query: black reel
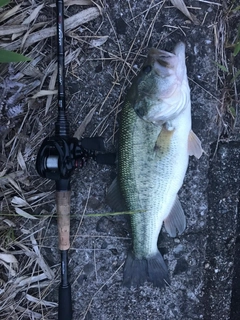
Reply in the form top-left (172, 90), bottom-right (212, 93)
top-left (36, 136), bottom-right (115, 181)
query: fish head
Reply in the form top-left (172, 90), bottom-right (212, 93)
top-left (130, 42), bottom-right (189, 125)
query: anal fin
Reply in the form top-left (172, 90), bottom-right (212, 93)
top-left (164, 196), bottom-right (186, 237)
top-left (188, 130), bottom-right (203, 159)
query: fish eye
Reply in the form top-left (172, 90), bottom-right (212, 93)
top-left (142, 65), bottom-right (152, 74)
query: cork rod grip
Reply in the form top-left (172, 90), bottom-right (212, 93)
top-left (56, 191), bottom-right (71, 251)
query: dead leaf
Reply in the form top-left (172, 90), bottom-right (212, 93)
top-left (11, 196), bottom-right (29, 207)
top-left (0, 4), bottom-right (22, 23)
top-left (19, 22), bottom-right (46, 48)
top-left (15, 207), bottom-right (37, 220)
top-left (30, 234), bottom-right (54, 279)
top-left (89, 36), bottom-right (108, 48)
top-left (2, 219), bottom-right (16, 227)
top-left (0, 25), bottom-right (28, 36)
top-left (31, 90), bottom-right (58, 99)
top-left (15, 273), bottom-right (47, 287)
top-left (0, 171), bottom-right (27, 189)
top-left (12, 32), bottom-right (24, 41)
top-left (6, 176), bottom-right (22, 192)
top-left (170, 0), bottom-right (200, 24)
top-left (0, 253), bottom-right (18, 265)
top-left (0, 253), bottom-right (18, 277)
top-left (17, 150), bottom-right (27, 171)
top-left (45, 66), bottom-right (57, 115)
top-left (27, 192), bottom-right (53, 202)
top-left (65, 48), bottom-right (81, 65)
top-left (26, 294), bottom-right (58, 307)
top-left (74, 106), bottom-right (97, 139)
top-left (65, 7), bottom-right (100, 31)
top-left (22, 4), bottom-right (44, 25)
top-left (0, 169), bottom-right (7, 178)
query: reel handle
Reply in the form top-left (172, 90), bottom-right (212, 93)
top-left (56, 190), bottom-right (72, 320)
top-left (56, 191), bottom-right (71, 250)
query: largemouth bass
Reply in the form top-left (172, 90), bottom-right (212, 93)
top-left (108, 42), bottom-right (202, 287)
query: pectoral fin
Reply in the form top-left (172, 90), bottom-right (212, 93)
top-left (188, 130), bottom-right (203, 159)
top-left (106, 177), bottom-right (126, 212)
top-left (164, 196), bottom-right (186, 237)
top-left (154, 126), bottom-right (174, 155)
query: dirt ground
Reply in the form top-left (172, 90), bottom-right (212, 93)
top-left (1, 1), bottom-right (240, 319)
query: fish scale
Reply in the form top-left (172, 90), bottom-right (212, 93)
top-left (119, 100), bottom-right (188, 258)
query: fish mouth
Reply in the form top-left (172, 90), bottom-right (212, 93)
top-left (147, 48), bottom-right (176, 77)
top-left (147, 43), bottom-right (186, 78)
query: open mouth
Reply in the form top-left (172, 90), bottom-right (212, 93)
top-left (146, 48), bottom-right (177, 76)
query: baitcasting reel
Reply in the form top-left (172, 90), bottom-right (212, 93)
top-left (36, 135), bottom-right (115, 183)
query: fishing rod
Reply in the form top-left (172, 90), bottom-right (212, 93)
top-left (36, 1), bottom-right (115, 319)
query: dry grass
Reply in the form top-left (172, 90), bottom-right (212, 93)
top-left (0, 1), bottom-right (103, 318)
top-left (0, 0), bottom-right (234, 319)
top-left (213, 2), bottom-right (240, 140)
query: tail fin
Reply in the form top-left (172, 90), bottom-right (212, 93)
top-left (123, 251), bottom-right (170, 288)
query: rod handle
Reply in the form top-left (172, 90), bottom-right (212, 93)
top-left (58, 284), bottom-right (72, 320)
top-left (56, 191), bottom-right (71, 250)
